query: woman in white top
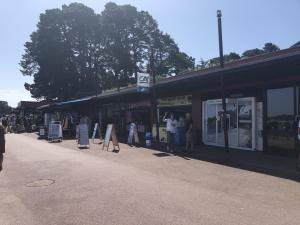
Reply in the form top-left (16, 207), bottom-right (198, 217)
top-left (163, 112), bottom-right (177, 153)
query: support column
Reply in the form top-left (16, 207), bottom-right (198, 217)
top-left (192, 92), bottom-right (202, 145)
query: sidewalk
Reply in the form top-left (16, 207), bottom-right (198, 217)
top-left (22, 132), bottom-right (300, 182)
top-left (150, 142), bottom-right (300, 182)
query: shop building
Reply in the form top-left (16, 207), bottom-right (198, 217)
top-left (38, 46), bottom-right (300, 156)
top-left (153, 46), bottom-right (300, 155)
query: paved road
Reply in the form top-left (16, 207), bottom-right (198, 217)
top-left (1, 134), bottom-right (300, 225)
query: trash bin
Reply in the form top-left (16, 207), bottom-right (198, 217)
top-left (145, 132), bottom-right (152, 147)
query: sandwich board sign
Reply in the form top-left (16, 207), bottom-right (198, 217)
top-left (102, 124), bottom-right (120, 151)
top-left (92, 123), bottom-right (102, 143)
top-left (48, 121), bottom-right (62, 142)
top-left (127, 122), bottom-right (139, 144)
top-left (78, 123), bottom-right (89, 147)
top-left (137, 73), bottom-right (150, 93)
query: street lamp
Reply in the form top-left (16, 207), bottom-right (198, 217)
top-left (217, 10), bottom-right (229, 153)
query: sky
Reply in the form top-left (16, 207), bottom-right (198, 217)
top-left (0, 0), bottom-right (300, 107)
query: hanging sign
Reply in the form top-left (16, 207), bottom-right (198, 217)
top-left (103, 124), bottom-right (120, 151)
top-left (137, 73), bottom-right (150, 93)
top-left (157, 95), bottom-right (192, 107)
top-left (78, 123), bottom-right (89, 147)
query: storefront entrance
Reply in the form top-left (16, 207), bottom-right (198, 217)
top-left (203, 97), bottom-right (255, 150)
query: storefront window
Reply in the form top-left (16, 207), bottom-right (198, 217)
top-left (238, 100), bottom-right (252, 148)
top-left (203, 97), bottom-right (255, 150)
top-left (206, 104), bottom-right (216, 143)
top-left (267, 87), bottom-right (295, 150)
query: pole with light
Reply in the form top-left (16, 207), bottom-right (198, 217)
top-left (217, 10), bottom-right (229, 153)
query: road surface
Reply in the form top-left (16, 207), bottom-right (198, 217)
top-left (0, 134), bottom-right (300, 225)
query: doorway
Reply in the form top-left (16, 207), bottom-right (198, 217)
top-left (203, 97), bottom-right (255, 150)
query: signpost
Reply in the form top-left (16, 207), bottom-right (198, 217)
top-left (48, 121), bottom-right (62, 142)
top-left (102, 124), bottom-right (120, 151)
top-left (137, 73), bottom-right (150, 93)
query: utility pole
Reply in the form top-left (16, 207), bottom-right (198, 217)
top-left (217, 10), bottom-right (229, 153)
top-left (149, 50), bottom-right (160, 142)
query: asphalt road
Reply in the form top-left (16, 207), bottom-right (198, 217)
top-left (0, 134), bottom-right (300, 225)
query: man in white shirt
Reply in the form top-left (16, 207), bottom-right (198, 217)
top-left (163, 112), bottom-right (177, 153)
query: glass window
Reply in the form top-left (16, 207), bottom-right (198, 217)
top-left (206, 104), bottom-right (216, 143)
top-left (267, 87), bottom-right (295, 150)
top-left (238, 100), bottom-right (252, 148)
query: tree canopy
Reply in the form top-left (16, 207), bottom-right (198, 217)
top-left (196, 42), bottom-right (280, 69)
top-left (0, 101), bottom-right (11, 116)
top-left (20, 2), bottom-right (195, 100)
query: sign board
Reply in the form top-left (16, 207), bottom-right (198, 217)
top-left (137, 73), bottom-right (150, 93)
top-left (48, 121), bottom-right (62, 142)
top-left (92, 123), bottom-right (100, 143)
top-left (157, 95), bottom-right (192, 107)
top-left (127, 123), bottom-right (139, 144)
top-left (39, 127), bottom-right (45, 136)
top-left (103, 124), bottom-right (120, 151)
top-left (78, 123), bottom-right (89, 147)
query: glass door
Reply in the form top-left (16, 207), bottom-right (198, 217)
top-left (216, 103), bottom-right (238, 147)
top-left (204, 98), bottom-right (255, 150)
top-left (237, 99), bottom-right (253, 149)
top-left (205, 103), bottom-right (217, 144)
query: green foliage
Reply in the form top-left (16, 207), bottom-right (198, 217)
top-left (205, 52), bottom-right (241, 67)
top-left (0, 101), bottom-right (11, 116)
top-left (20, 2), bottom-right (195, 100)
top-left (263, 42), bottom-right (280, 53)
top-left (242, 48), bottom-right (264, 58)
top-left (242, 42), bottom-right (280, 58)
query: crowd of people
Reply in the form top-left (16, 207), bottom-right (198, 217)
top-left (163, 112), bottom-right (194, 153)
top-left (0, 114), bottom-right (41, 134)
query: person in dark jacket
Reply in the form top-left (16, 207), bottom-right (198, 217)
top-left (0, 123), bottom-right (5, 172)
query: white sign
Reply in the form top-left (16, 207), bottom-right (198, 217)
top-left (92, 123), bottom-right (98, 142)
top-left (48, 121), bottom-right (62, 141)
top-left (137, 73), bottom-right (150, 92)
top-left (104, 124), bottom-right (113, 146)
top-left (127, 123), bottom-right (139, 144)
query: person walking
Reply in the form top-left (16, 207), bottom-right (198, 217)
top-left (0, 122), bottom-right (5, 172)
top-left (185, 113), bottom-right (194, 152)
top-left (163, 112), bottom-right (177, 153)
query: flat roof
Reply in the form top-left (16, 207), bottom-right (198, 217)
top-left (38, 46), bottom-right (300, 109)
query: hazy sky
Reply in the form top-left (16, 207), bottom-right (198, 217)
top-left (1, 0), bottom-right (300, 107)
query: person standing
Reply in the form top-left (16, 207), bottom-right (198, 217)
top-left (163, 112), bottom-right (177, 153)
top-left (0, 122), bottom-right (5, 172)
top-left (185, 113), bottom-right (194, 152)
